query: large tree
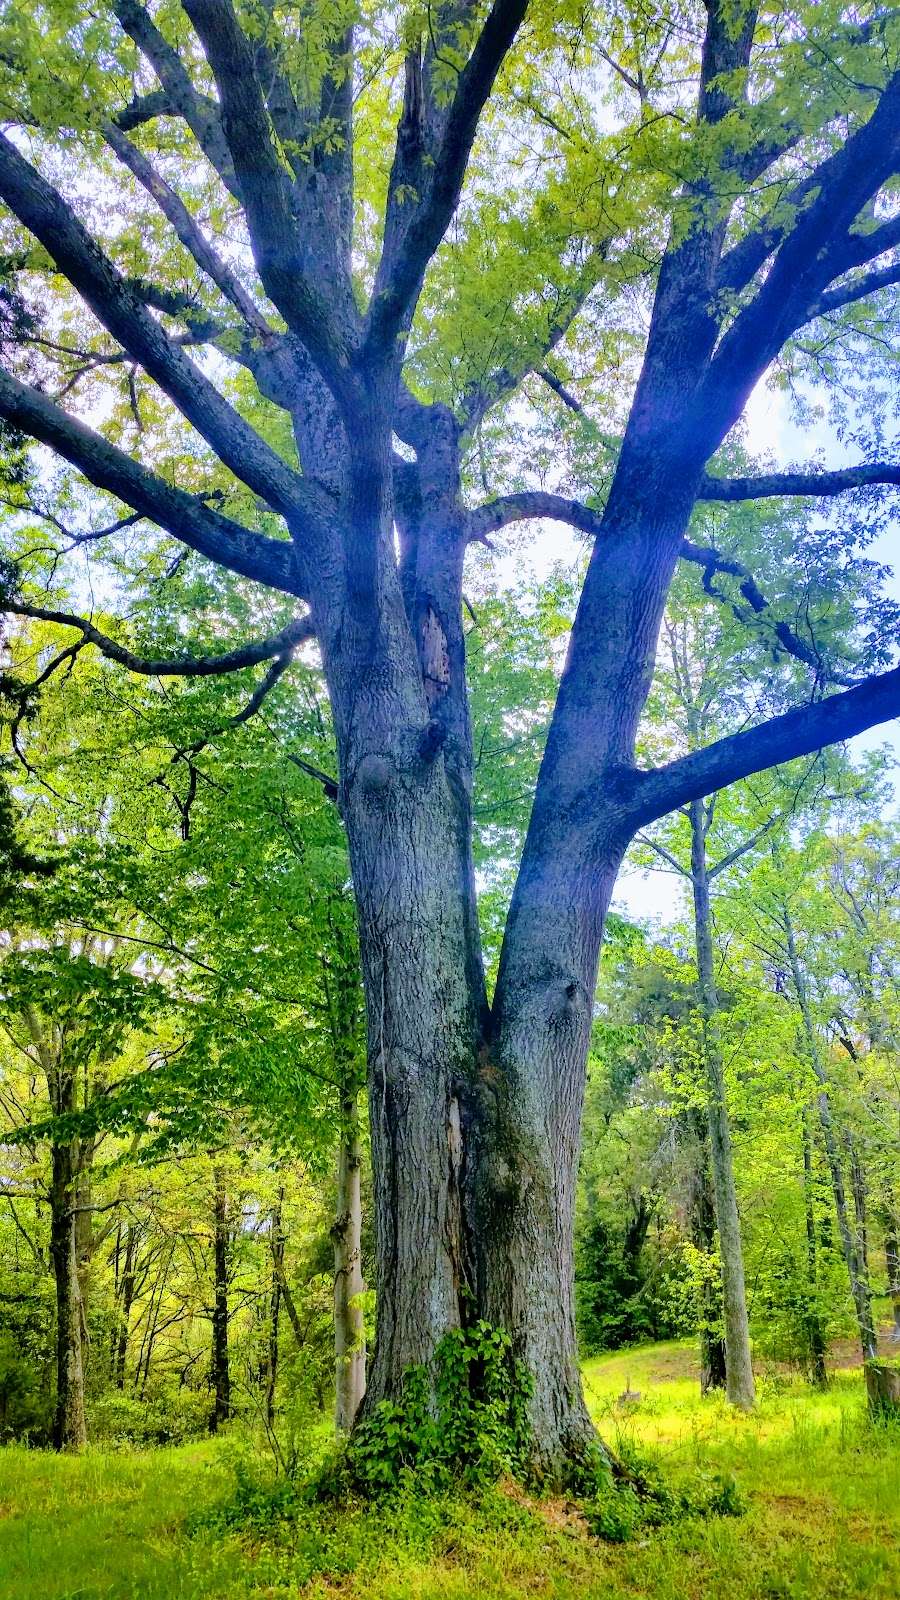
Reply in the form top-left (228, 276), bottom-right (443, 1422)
top-left (1, 1), bottom-right (900, 1473)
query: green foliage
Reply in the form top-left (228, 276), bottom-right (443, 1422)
top-left (341, 1322), bottom-right (535, 1493)
top-left (87, 1389), bottom-right (210, 1449)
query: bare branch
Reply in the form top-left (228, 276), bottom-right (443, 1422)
top-left (0, 364), bottom-right (300, 594)
top-left (680, 538), bottom-right (856, 686)
top-left (113, 0), bottom-right (240, 196)
top-left (103, 123), bottom-right (271, 335)
top-left (181, 0), bottom-right (357, 398)
top-left (4, 602), bottom-right (314, 677)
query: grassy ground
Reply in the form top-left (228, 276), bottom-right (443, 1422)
top-left (0, 1341), bottom-right (897, 1600)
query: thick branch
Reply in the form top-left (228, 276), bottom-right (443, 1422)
top-left (805, 261), bottom-right (900, 322)
top-left (702, 72), bottom-right (900, 427)
top-left (0, 365), bottom-right (300, 594)
top-left (466, 490), bottom-right (603, 543)
top-left (4, 602), bottom-right (313, 677)
top-left (627, 668), bottom-right (900, 829)
top-left (0, 132), bottom-right (307, 518)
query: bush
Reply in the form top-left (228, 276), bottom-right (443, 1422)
top-left (88, 1388), bottom-right (210, 1447)
top-left (339, 1322), bottom-right (534, 1494)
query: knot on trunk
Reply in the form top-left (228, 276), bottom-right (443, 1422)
top-left (355, 752), bottom-right (395, 798)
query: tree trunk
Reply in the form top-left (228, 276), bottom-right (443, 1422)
top-left (844, 1130), bottom-right (870, 1276)
top-left (687, 1110), bottom-right (727, 1393)
top-left (784, 913), bottom-right (878, 1369)
top-left (886, 1214), bottom-right (900, 1342)
top-left (114, 1222), bottom-right (138, 1389)
top-left (333, 1089), bottom-right (366, 1432)
top-left (689, 799), bottom-right (755, 1409)
top-left (210, 1173), bottom-right (231, 1431)
top-left (265, 1195), bottom-right (283, 1427)
top-left (49, 1137), bottom-right (87, 1451)
top-left (321, 551), bottom-right (488, 1413)
top-left (801, 1106), bottom-right (828, 1385)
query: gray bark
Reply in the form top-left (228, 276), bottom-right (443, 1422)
top-left (688, 798), bottom-right (755, 1409)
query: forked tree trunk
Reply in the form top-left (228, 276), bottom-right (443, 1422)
top-left (333, 1089), bottom-right (366, 1431)
top-left (801, 1107), bottom-right (828, 1385)
top-left (210, 1173), bottom-right (231, 1431)
top-left (689, 800), bottom-right (755, 1409)
top-left (784, 913), bottom-right (878, 1369)
top-left (49, 1138), bottom-right (87, 1451)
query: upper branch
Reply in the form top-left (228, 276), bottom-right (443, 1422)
top-left (698, 463), bottom-right (900, 500)
top-left (702, 70), bottom-right (900, 421)
top-left (181, 0), bottom-right (357, 399)
top-left (0, 365), bottom-right (301, 594)
top-left (626, 666), bottom-right (900, 828)
top-left (0, 133), bottom-right (307, 518)
top-left (4, 603), bottom-right (314, 678)
top-left (103, 123), bottom-right (271, 335)
top-left (680, 539), bottom-right (856, 687)
top-left (113, 0), bottom-right (240, 197)
top-left (364, 0), bottom-right (528, 365)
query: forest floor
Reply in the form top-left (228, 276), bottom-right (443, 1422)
top-left (1, 1338), bottom-right (898, 1600)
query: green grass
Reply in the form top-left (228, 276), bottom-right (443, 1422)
top-left (1, 1341), bottom-right (897, 1600)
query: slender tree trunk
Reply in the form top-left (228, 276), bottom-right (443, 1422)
top-left (885, 1214), bottom-right (900, 1342)
top-left (784, 913), bottom-right (878, 1367)
top-left (689, 799), bottom-right (755, 1408)
top-left (210, 1173), bottom-right (231, 1431)
top-left (844, 1131), bottom-right (869, 1275)
top-left (265, 1195), bottom-right (283, 1427)
top-left (333, 1088), bottom-right (366, 1432)
top-left (801, 1106), bottom-right (828, 1385)
top-left (115, 1223), bottom-right (138, 1389)
top-left (687, 1110), bottom-right (727, 1393)
top-left (49, 1137), bottom-right (87, 1450)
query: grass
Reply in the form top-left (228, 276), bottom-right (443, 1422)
top-left (0, 1340), bottom-right (897, 1600)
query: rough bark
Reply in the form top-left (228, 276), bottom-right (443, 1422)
top-left (784, 914), bottom-right (878, 1368)
top-left (333, 1089), bottom-right (366, 1432)
top-left (210, 1173), bottom-right (231, 1431)
top-left (689, 799), bottom-right (755, 1409)
top-left (4, 0), bottom-right (900, 1484)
